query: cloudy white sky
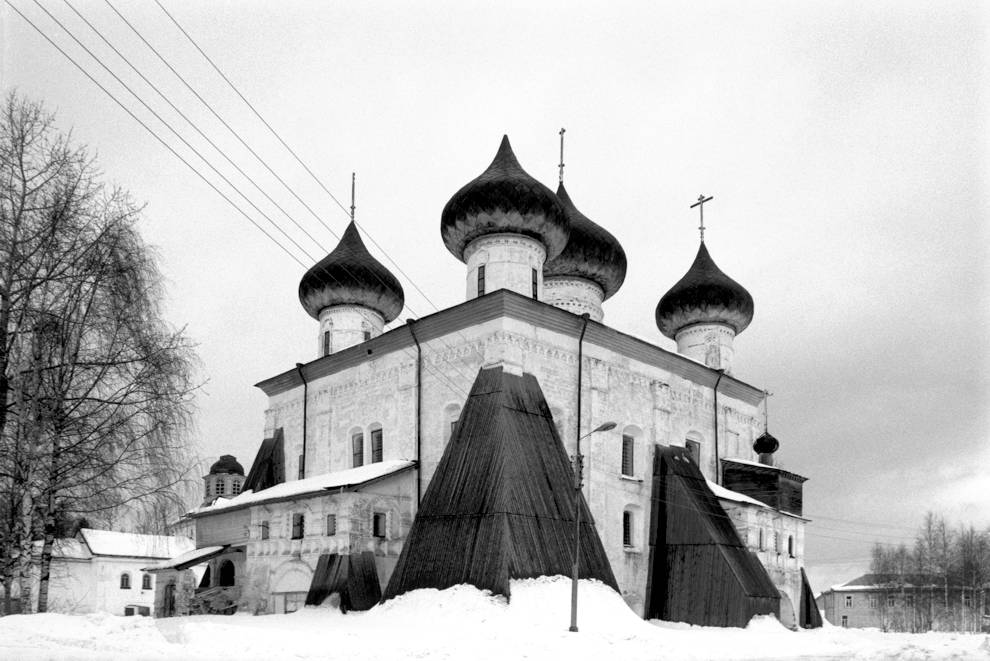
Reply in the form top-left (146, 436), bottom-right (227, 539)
top-left (3, 0), bottom-right (987, 590)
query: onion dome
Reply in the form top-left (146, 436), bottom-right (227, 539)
top-left (655, 242), bottom-right (754, 339)
top-left (544, 183), bottom-right (627, 300)
top-left (298, 221), bottom-right (404, 322)
top-left (441, 135), bottom-right (569, 262)
top-left (209, 455), bottom-right (244, 476)
top-left (753, 431), bottom-right (780, 455)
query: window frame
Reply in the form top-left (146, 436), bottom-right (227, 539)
top-left (845, 595), bottom-right (853, 608)
top-left (323, 330), bottom-right (330, 356)
top-left (621, 434), bottom-right (635, 477)
top-left (370, 426), bottom-right (383, 463)
top-left (622, 510), bottom-right (633, 548)
top-left (531, 267), bottom-right (538, 299)
top-left (291, 513), bottom-right (305, 540)
top-left (685, 439), bottom-right (701, 465)
top-left (477, 264), bottom-right (486, 296)
top-left (120, 572), bottom-right (131, 590)
top-left (326, 513), bottom-right (337, 536)
top-left (372, 512), bottom-right (387, 539)
top-left (141, 573), bottom-right (152, 590)
top-left (352, 431), bottom-right (364, 468)
top-left (260, 520), bottom-right (270, 540)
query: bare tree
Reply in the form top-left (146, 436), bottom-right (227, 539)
top-left (0, 93), bottom-right (198, 614)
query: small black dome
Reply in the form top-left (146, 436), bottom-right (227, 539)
top-left (544, 183), bottom-right (627, 300)
top-left (299, 221), bottom-right (405, 322)
top-left (655, 242), bottom-right (754, 339)
top-left (210, 455), bottom-right (244, 476)
top-left (441, 135), bottom-right (569, 261)
top-left (753, 432), bottom-right (780, 455)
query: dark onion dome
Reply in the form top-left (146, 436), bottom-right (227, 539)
top-left (298, 221), bottom-right (405, 322)
top-left (543, 183), bottom-right (627, 300)
top-left (209, 455), bottom-right (244, 476)
top-left (655, 242), bottom-right (754, 339)
top-left (441, 135), bottom-right (569, 262)
top-left (753, 431), bottom-right (780, 455)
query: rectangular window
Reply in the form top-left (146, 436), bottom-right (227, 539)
top-left (260, 520), bottom-right (270, 540)
top-left (845, 595), bottom-right (852, 608)
top-left (371, 428), bottom-right (383, 463)
top-left (326, 514), bottom-right (337, 536)
top-left (372, 512), bottom-right (387, 539)
top-left (905, 595), bottom-right (913, 606)
top-left (124, 607), bottom-right (135, 616)
top-left (621, 435), bottom-right (634, 476)
top-left (352, 432), bottom-right (364, 467)
top-left (323, 330), bottom-right (330, 356)
top-left (477, 265), bottom-right (486, 296)
top-left (291, 513), bottom-right (305, 540)
top-left (887, 595), bottom-right (895, 607)
top-left (232, 480), bottom-right (241, 495)
top-left (685, 440), bottom-right (701, 465)
top-left (217, 481), bottom-right (225, 495)
top-left (298, 453), bottom-right (305, 480)
top-left (450, 419), bottom-right (458, 438)
top-left (841, 615), bottom-right (848, 628)
top-left (531, 268), bottom-right (538, 299)
top-left (363, 329), bottom-right (371, 341)
top-left (622, 511), bottom-right (633, 547)
top-left (870, 595), bottom-right (878, 609)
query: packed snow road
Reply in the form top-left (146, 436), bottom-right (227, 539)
top-left (1, 577), bottom-right (987, 660)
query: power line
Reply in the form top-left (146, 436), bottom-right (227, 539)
top-left (152, 0), bottom-right (446, 317)
top-left (10, 1), bottom-right (470, 404)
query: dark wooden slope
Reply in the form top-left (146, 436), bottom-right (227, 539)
top-left (306, 552), bottom-right (381, 611)
top-left (383, 365), bottom-right (618, 601)
top-left (645, 445), bottom-right (780, 627)
top-left (799, 567), bottom-right (823, 629)
top-left (242, 428), bottom-right (285, 493)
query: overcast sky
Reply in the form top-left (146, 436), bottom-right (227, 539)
top-left (4, 0), bottom-right (987, 591)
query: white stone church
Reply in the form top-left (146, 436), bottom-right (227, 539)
top-left (151, 136), bottom-right (820, 628)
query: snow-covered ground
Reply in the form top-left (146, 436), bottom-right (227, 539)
top-left (2, 577), bottom-right (987, 660)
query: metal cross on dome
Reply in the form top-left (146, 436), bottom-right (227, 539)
top-left (558, 128), bottom-right (566, 183)
top-left (690, 194), bottom-right (714, 242)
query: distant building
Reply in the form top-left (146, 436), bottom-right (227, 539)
top-left (16, 529), bottom-right (193, 616)
top-left (817, 573), bottom-right (990, 632)
top-left (166, 136), bottom-right (820, 627)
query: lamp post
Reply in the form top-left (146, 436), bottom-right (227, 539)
top-left (570, 420), bottom-right (616, 632)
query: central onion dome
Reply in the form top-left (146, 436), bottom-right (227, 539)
top-left (655, 242), bottom-right (754, 339)
top-left (544, 183), bottom-right (627, 300)
top-left (298, 221), bottom-right (404, 322)
top-left (209, 455), bottom-right (244, 476)
top-left (441, 135), bottom-right (569, 261)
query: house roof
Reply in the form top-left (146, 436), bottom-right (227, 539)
top-left (827, 573), bottom-right (945, 592)
top-left (721, 457), bottom-right (808, 483)
top-left (77, 529), bottom-right (195, 559)
top-left (256, 289), bottom-right (766, 407)
top-left (187, 460), bottom-right (416, 518)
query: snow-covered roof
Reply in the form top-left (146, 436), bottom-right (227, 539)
top-left (188, 459), bottom-right (416, 516)
top-left (143, 545), bottom-right (226, 571)
top-left (705, 480), bottom-right (770, 509)
top-left (77, 529), bottom-right (196, 559)
top-left (44, 538), bottom-right (91, 560)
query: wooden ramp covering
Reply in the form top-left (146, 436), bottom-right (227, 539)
top-left (305, 552), bottom-right (382, 611)
top-left (645, 445), bottom-right (780, 627)
top-left (243, 428), bottom-right (285, 493)
top-left (799, 567), bottom-right (823, 628)
top-left (383, 365), bottom-right (618, 601)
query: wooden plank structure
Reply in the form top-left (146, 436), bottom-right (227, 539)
top-left (645, 445), bottom-right (780, 626)
top-left (383, 365), bottom-right (618, 601)
top-left (721, 458), bottom-right (806, 516)
top-left (242, 428), bottom-right (285, 493)
top-left (305, 551), bottom-right (382, 611)
top-left (799, 567), bottom-right (823, 628)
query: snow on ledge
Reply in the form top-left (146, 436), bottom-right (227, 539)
top-left (78, 528), bottom-right (195, 559)
top-left (706, 480), bottom-right (770, 509)
top-left (143, 545), bottom-right (225, 571)
top-left (188, 459), bottom-right (415, 516)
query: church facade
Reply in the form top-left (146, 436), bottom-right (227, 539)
top-left (175, 136), bottom-right (818, 627)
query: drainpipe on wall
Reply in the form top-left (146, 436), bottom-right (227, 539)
top-left (570, 313), bottom-right (591, 632)
top-left (713, 369), bottom-right (725, 485)
top-left (295, 363), bottom-right (308, 480)
top-left (406, 319), bottom-right (423, 505)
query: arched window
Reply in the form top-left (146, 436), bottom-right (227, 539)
top-left (231, 479), bottom-right (242, 496)
top-left (219, 560), bottom-right (235, 587)
top-left (120, 572), bottom-right (131, 589)
top-left (443, 403), bottom-right (461, 442)
top-left (621, 425), bottom-right (642, 477)
top-left (758, 528), bottom-right (765, 551)
top-left (622, 509), bottom-right (635, 548)
top-left (351, 428), bottom-right (364, 467)
top-left (141, 573), bottom-right (152, 590)
top-left (370, 423), bottom-right (383, 463)
top-left (477, 264), bottom-right (486, 296)
top-left (787, 535), bottom-right (795, 558)
top-left (323, 330), bottom-right (331, 357)
top-left (685, 432), bottom-right (702, 466)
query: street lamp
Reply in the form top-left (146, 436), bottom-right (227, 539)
top-left (570, 420), bottom-right (617, 632)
